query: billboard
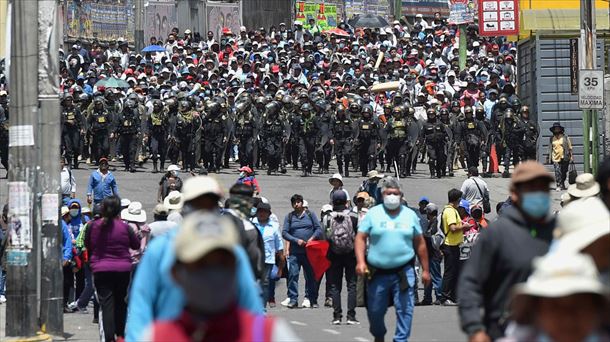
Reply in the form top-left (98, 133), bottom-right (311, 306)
top-left (478, 0), bottom-right (519, 36)
top-left (448, 0), bottom-right (476, 25)
top-left (345, 0), bottom-right (391, 20)
top-left (144, 1), bottom-right (177, 41)
top-left (295, 2), bottom-right (339, 29)
top-left (65, 0), bottom-right (135, 42)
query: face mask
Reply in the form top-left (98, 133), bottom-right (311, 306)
top-left (171, 170), bottom-right (179, 177)
top-left (521, 191), bottom-right (550, 219)
top-left (177, 266), bottom-right (236, 315)
top-left (70, 209), bottom-right (79, 217)
top-left (250, 207), bottom-right (257, 217)
top-left (239, 172), bottom-right (246, 178)
top-left (383, 194), bottom-right (401, 210)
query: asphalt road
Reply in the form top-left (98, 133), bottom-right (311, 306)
top-left (0, 159), bottom-right (565, 341)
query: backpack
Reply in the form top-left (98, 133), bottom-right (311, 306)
top-left (325, 210), bottom-right (355, 254)
top-left (431, 208), bottom-right (447, 250)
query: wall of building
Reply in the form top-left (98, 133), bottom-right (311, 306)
top-left (242, 0), bottom-right (292, 31)
top-left (0, 0), bottom-right (7, 59)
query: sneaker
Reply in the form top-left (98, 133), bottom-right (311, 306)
top-left (324, 297), bottom-right (333, 307)
top-left (346, 318), bottom-right (360, 325)
top-left (286, 302), bottom-right (298, 309)
top-left (0, 295), bottom-right (6, 304)
top-left (442, 299), bottom-right (459, 306)
top-left (301, 298), bottom-right (311, 308)
top-left (67, 301), bottom-right (78, 311)
top-left (331, 319), bottom-right (341, 325)
top-left (280, 298), bottom-right (291, 307)
top-left (92, 317), bottom-right (99, 324)
top-left (268, 300), bottom-right (276, 308)
top-left (415, 300), bottom-right (432, 306)
top-left (433, 299), bottom-right (442, 305)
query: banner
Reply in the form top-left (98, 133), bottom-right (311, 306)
top-left (144, 1), bottom-right (177, 41)
top-left (478, 0), bottom-right (519, 36)
top-left (448, 0), bottom-right (476, 25)
top-left (295, 2), bottom-right (338, 29)
top-left (205, 1), bottom-right (242, 40)
top-left (65, 0), bottom-right (135, 42)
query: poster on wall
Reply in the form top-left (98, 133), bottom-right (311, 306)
top-left (448, 0), bottom-right (476, 25)
top-left (65, 0), bottom-right (135, 42)
top-left (206, 1), bottom-right (242, 39)
top-left (295, 2), bottom-right (338, 29)
top-left (344, 0), bottom-right (391, 21)
top-left (144, 1), bottom-right (177, 41)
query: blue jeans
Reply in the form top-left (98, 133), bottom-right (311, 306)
top-left (367, 264), bottom-right (416, 341)
top-left (0, 268), bottom-right (6, 296)
top-left (287, 253), bottom-right (318, 304)
top-left (423, 258), bottom-right (442, 302)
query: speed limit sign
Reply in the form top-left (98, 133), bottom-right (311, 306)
top-left (578, 69), bottom-right (604, 109)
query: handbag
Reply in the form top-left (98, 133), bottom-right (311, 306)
top-left (568, 161), bottom-right (578, 185)
top-left (472, 178), bottom-right (491, 214)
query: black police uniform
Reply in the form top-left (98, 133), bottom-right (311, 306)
top-left (147, 107), bottom-right (169, 173)
top-left (330, 113), bottom-right (355, 177)
top-left (354, 115), bottom-right (379, 177)
top-left (61, 102), bottom-right (84, 169)
top-left (201, 105), bottom-right (227, 173)
top-left (87, 103), bottom-right (112, 163)
top-left (461, 118), bottom-right (486, 169)
top-left (422, 119), bottom-right (447, 178)
top-left (117, 105), bottom-right (141, 172)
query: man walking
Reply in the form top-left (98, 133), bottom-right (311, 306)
top-left (355, 177), bottom-right (430, 341)
top-left (324, 191), bottom-right (359, 325)
top-left (60, 157), bottom-right (77, 205)
top-left (282, 194), bottom-right (323, 308)
top-left (440, 188), bottom-right (464, 306)
top-left (460, 167), bottom-right (490, 209)
top-left (86, 158), bottom-right (119, 206)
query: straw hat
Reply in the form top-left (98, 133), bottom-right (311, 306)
top-left (567, 173), bottom-right (600, 199)
top-left (163, 191), bottom-right (184, 210)
top-left (554, 196), bottom-right (610, 253)
top-left (121, 201), bottom-right (147, 223)
top-left (329, 173), bottom-right (343, 186)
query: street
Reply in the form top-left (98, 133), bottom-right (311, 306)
top-left (0, 161), bottom-right (565, 341)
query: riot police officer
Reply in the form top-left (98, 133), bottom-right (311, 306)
top-left (405, 106), bottom-right (421, 176)
top-left (201, 101), bottom-right (227, 173)
top-left (439, 108), bottom-right (455, 176)
top-left (520, 105), bottom-right (539, 161)
top-left (174, 100), bottom-right (200, 172)
top-left (422, 108), bottom-right (447, 178)
top-left (461, 106), bottom-right (486, 169)
top-left (475, 106), bottom-right (492, 176)
top-left (298, 103), bottom-right (317, 177)
top-left (260, 101), bottom-right (288, 175)
top-left (386, 106), bottom-right (409, 177)
top-left (314, 99), bottom-right (332, 174)
top-left (61, 94), bottom-right (84, 169)
top-left (117, 99), bottom-right (141, 172)
top-left (354, 105), bottom-right (379, 177)
top-left (87, 97), bottom-right (112, 164)
top-left (330, 104), bottom-right (355, 177)
top-left (146, 100), bottom-right (169, 173)
top-left (502, 108), bottom-right (525, 177)
top-left (234, 100), bottom-right (258, 168)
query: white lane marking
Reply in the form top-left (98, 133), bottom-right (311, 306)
top-left (289, 320), bottom-right (308, 326)
top-left (354, 338), bottom-right (369, 342)
top-left (323, 329), bottom-right (341, 335)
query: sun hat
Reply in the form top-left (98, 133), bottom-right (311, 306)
top-left (321, 204), bottom-right (333, 213)
top-left (81, 206), bottom-right (92, 215)
top-left (367, 170), bottom-right (384, 180)
top-left (153, 203), bottom-right (169, 216)
top-left (167, 164), bottom-right (180, 172)
top-left (174, 212), bottom-right (238, 263)
top-left (163, 191), bottom-right (184, 210)
top-left (329, 173), bottom-right (343, 186)
top-left (553, 196), bottom-right (610, 253)
top-left (511, 161), bottom-right (554, 186)
top-left (512, 252), bottom-right (608, 305)
top-left (181, 176), bottom-right (223, 202)
top-left (61, 206), bottom-right (70, 217)
top-left (559, 192), bottom-right (573, 207)
top-left (120, 198), bottom-right (131, 208)
top-left (549, 122), bottom-right (564, 133)
top-left (425, 203), bottom-right (439, 214)
top-left (121, 201), bottom-right (147, 223)
top-left (567, 173), bottom-right (600, 198)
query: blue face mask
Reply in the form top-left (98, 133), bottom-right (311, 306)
top-left (250, 207), bottom-right (257, 217)
top-left (521, 191), bottom-right (550, 219)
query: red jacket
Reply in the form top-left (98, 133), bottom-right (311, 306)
top-left (147, 307), bottom-right (274, 342)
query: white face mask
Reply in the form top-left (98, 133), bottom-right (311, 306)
top-left (383, 194), bottom-right (401, 210)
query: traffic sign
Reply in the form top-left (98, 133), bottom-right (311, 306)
top-left (478, 0), bottom-right (519, 36)
top-left (578, 69), bottom-right (604, 109)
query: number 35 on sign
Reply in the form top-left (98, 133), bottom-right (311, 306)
top-left (578, 69), bottom-right (604, 110)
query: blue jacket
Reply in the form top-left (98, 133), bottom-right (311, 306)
top-left (66, 199), bottom-right (89, 239)
top-left (125, 228), bottom-right (264, 342)
top-left (282, 210), bottom-right (323, 254)
top-left (61, 221), bottom-right (73, 262)
top-left (87, 170), bottom-right (119, 202)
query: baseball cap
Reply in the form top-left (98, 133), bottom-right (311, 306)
top-left (174, 213), bottom-right (238, 263)
top-left (356, 192), bottom-right (370, 200)
top-left (511, 161), bottom-right (555, 186)
top-left (182, 176), bottom-right (223, 202)
top-left (419, 196), bottom-right (430, 204)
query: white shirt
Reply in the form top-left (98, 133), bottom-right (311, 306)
top-left (60, 167), bottom-right (76, 196)
top-left (460, 176), bottom-right (489, 208)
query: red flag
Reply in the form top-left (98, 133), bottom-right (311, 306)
top-left (305, 240), bottom-right (330, 281)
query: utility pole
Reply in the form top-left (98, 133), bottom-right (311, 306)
top-left (6, 0), bottom-right (62, 337)
top-left (393, 0), bottom-right (401, 22)
top-left (135, 0), bottom-right (145, 52)
top-left (580, 0), bottom-right (597, 174)
top-left (6, 0), bottom-right (41, 335)
top-left (458, 24), bottom-right (467, 70)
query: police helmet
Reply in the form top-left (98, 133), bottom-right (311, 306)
top-left (300, 102), bottom-right (314, 114)
top-left (179, 100), bottom-right (191, 111)
top-left (265, 101), bottom-right (281, 117)
top-left (208, 101), bottom-right (221, 116)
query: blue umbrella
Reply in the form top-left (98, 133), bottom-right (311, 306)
top-left (142, 45), bottom-right (165, 53)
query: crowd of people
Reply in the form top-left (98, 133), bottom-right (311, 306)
top-left (45, 12), bottom-right (544, 181)
top-left (0, 13), bottom-right (607, 342)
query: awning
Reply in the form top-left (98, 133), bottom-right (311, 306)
top-left (521, 9), bottom-right (610, 31)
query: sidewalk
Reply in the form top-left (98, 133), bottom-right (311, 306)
top-left (0, 304), bottom-right (99, 341)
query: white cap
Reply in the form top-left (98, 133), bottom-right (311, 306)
top-left (167, 164), bottom-right (180, 172)
top-left (174, 213), bottom-right (238, 263)
top-left (472, 41), bottom-right (480, 47)
top-left (416, 14), bottom-right (423, 18)
top-left (329, 173), bottom-right (343, 186)
top-left (240, 26), bottom-right (247, 32)
top-left (294, 20), bottom-right (303, 26)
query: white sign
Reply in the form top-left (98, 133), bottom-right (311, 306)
top-left (8, 125), bottom-right (34, 147)
top-left (578, 69), bottom-right (604, 109)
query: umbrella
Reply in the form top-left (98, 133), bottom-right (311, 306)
top-left (94, 77), bottom-right (130, 89)
top-left (323, 27), bottom-right (350, 37)
top-left (348, 14), bottom-right (389, 28)
top-left (305, 240), bottom-right (330, 282)
top-left (142, 45), bottom-right (166, 53)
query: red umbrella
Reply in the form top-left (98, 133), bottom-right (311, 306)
top-left (323, 27), bottom-right (350, 37)
top-left (305, 240), bottom-right (330, 281)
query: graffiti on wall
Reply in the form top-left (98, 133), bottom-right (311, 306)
top-left (65, 0), bottom-right (134, 42)
top-left (206, 2), bottom-right (242, 39)
top-left (144, 1), bottom-right (177, 40)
